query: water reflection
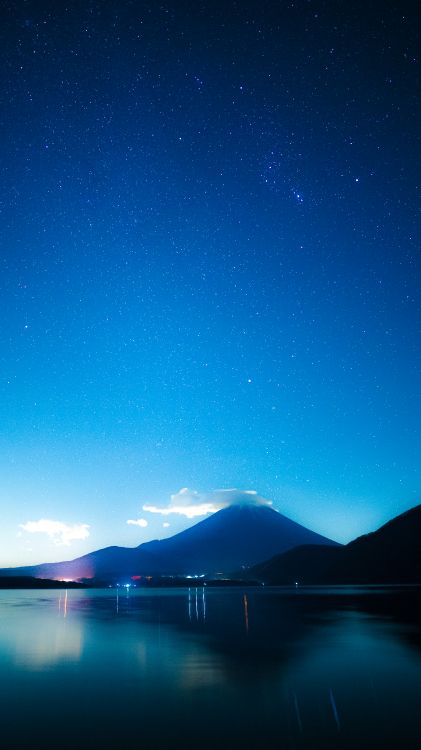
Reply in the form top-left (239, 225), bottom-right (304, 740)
top-left (58, 589), bottom-right (68, 618)
top-left (243, 593), bottom-right (249, 633)
top-left (0, 590), bottom-right (83, 668)
top-left (0, 586), bottom-right (419, 749)
top-left (188, 586), bottom-right (207, 623)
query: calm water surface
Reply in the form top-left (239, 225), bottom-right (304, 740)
top-left (0, 586), bottom-right (420, 749)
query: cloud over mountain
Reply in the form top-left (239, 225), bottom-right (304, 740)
top-left (142, 487), bottom-right (272, 519)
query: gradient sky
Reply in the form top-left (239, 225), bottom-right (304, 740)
top-left (1, 0), bottom-right (420, 567)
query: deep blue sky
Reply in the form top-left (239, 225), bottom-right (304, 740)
top-left (1, 0), bottom-right (420, 565)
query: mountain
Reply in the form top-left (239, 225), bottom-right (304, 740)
top-left (0, 504), bottom-right (339, 581)
top-left (250, 504), bottom-right (421, 584)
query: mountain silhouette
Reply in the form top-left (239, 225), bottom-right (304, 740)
top-left (251, 503), bottom-right (421, 584)
top-left (0, 504), bottom-right (338, 581)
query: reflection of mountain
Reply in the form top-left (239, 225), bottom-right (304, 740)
top-left (61, 586), bottom-right (421, 676)
top-left (114, 586), bottom-right (421, 682)
top-left (0, 504), bottom-right (338, 581)
top-left (251, 504), bottom-right (421, 584)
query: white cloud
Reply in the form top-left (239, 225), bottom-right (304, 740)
top-left (127, 518), bottom-right (148, 528)
top-left (143, 502), bottom-right (217, 519)
top-left (171, 487), bottom-right (200, 505)
top-left (19, 519), bottom-right (90, 546)
top-left (142, 488), bottom-right (272, 519)
top-left (163, 522), bottom-right (170, 528)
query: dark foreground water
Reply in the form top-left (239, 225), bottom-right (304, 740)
top-left (0, 587), bottom-right (420, 750)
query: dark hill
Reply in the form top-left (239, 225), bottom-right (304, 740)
top-left (251, 504), bottom-right (421, 584)
top-left (0, 576), bottom-right (86, 589)
top-left (0, 504), bottom-right (338, 581)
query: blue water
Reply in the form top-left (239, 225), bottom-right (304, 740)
top-left (0, 586), bottom-right (420, 749)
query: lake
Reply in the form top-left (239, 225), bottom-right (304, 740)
top-left (0, 586), bottom-right (420, 749)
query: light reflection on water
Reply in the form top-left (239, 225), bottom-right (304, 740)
top-left (0, 589), bottom-right (83, 669)
top-left (0, 586), bottom-right (420, 749)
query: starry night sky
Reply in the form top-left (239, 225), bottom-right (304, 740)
top-left (1, 0), bottom-right (420, 566)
